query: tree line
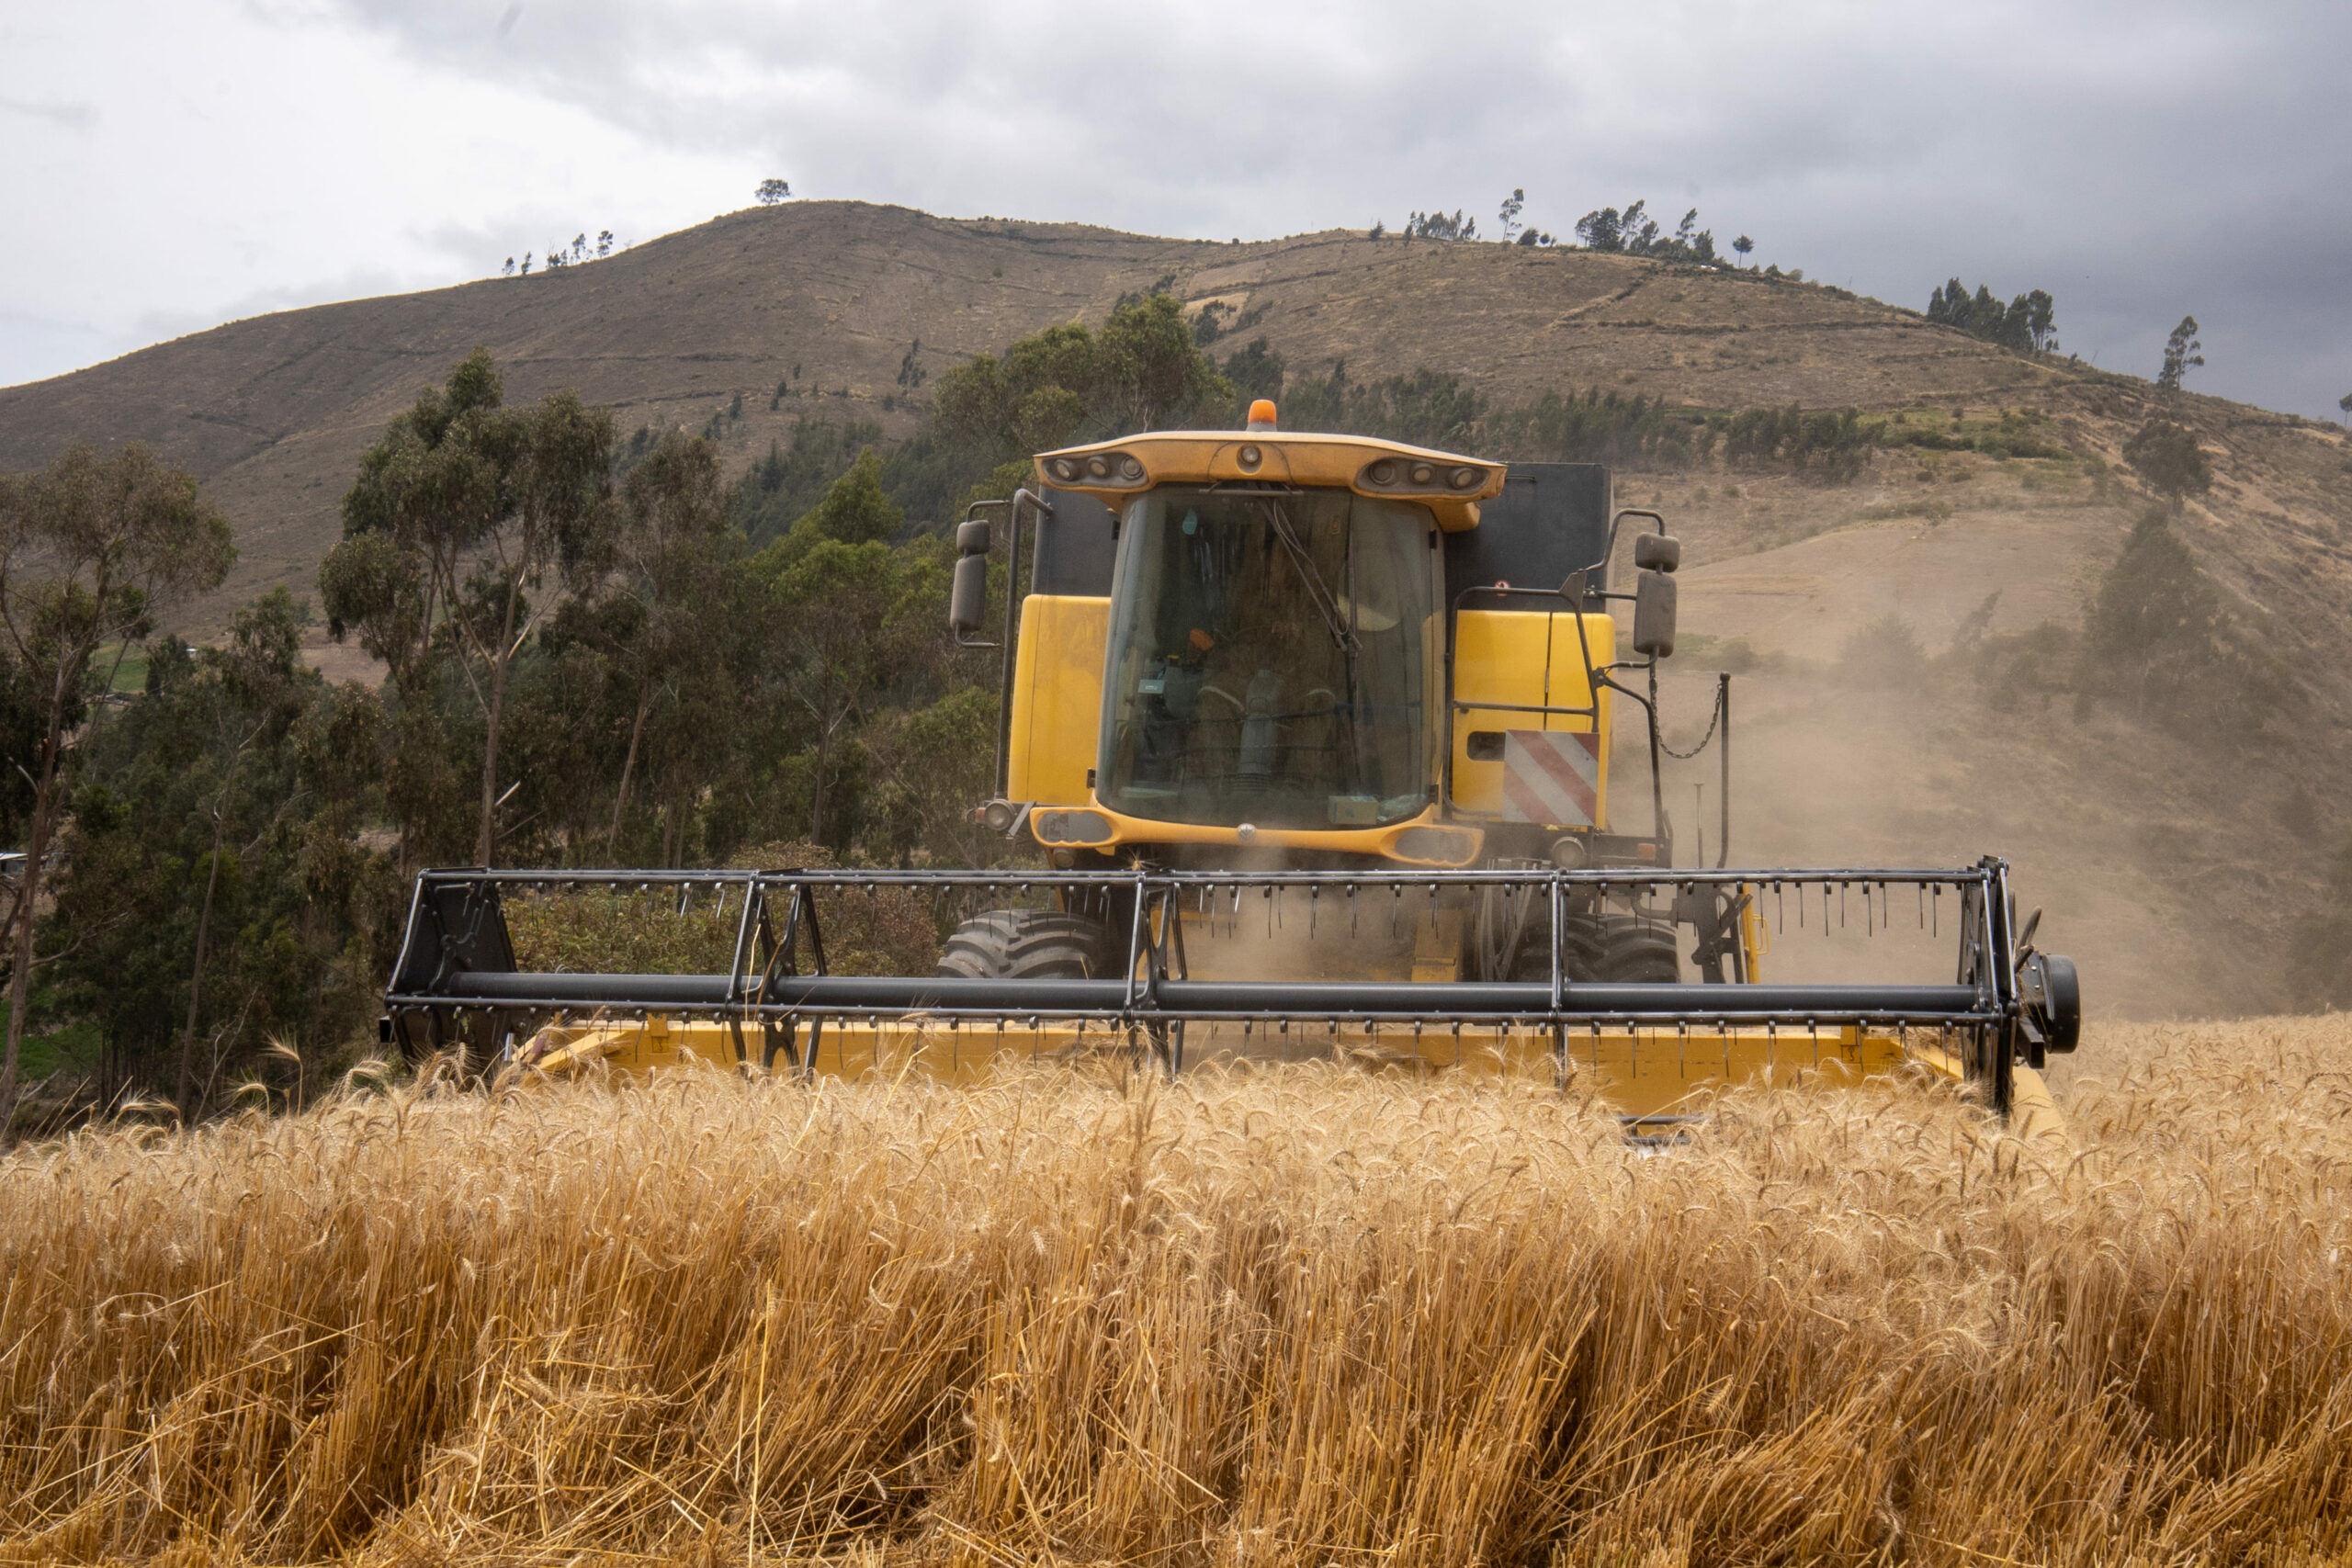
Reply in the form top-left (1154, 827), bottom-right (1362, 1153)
top-left (1373, 193), bottom-right (1761, 270)
top-left (0, 294), bottom-right (1234, 1129)
top-left (1925, 277), bottom-right (2057, 353)
top-left (502, 231), bottom-right (617, 277)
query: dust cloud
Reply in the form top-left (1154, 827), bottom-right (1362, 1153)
top-left (1629, 642), bottom-right (2269, 1020)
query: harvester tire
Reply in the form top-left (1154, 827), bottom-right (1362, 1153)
top-left (1503, 915), bottom-right (1679, 984)
top-left (937, 909), bottom-right (1116, 980)
top-left (1604, 922), bottom-right (1681, 984)
top-left (1505, 918), bottom-right (1605, 983)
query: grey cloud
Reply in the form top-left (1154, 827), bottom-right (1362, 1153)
top-left (0, 308), bottom-right (111, 390)
top-left (415, 210), bottom-right (622, 274)
top-left (0, 98), bottom-right (98, 130)
top-left (68, 0), bottom-right (2352, 416)
top-left (124, 265), bottom-right (424, 352)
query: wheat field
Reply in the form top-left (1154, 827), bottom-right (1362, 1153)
top-left (5, 1019), bottom-right (2351, 1567)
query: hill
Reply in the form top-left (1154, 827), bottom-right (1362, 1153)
top-left (6, 198), bottom-right (2326, 626)
top-left (4, 198), bottom-right (2350, 1016)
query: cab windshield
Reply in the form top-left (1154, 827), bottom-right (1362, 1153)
top-left (1100, 484), bottom-right (1434, 830)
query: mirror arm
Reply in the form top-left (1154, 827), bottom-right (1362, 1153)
top-left (992, 488), bottom-right (1054, 800)
top-left (1575, 507), bottom-right (1668, 601)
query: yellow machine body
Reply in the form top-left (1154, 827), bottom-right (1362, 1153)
top-left (1005, 430), bottom-right (1638, 872)
top-left (1002, 595), bottom-right (1107, 807)
top-left (1449, 608), bottom-right (1612, 820)
top-left (518, 1003), bottom-right (2060, 1141)
top-left (419, 421), bottom-right (2075, 1139)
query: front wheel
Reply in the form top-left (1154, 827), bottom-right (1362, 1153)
top-left (936, 909), bottom-right (1116, 979)
top-left (1503, 913), bottom-right (1681, 984)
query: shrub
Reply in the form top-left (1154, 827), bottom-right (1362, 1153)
top-left (2123, 416), bottom-right (2212, 502)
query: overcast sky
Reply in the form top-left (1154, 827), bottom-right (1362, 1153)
top-left (5, 0), bottom-right (2346, 417)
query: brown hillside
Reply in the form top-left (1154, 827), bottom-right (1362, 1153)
top-left (0, 197), bottom-right (2296, 622)
top-left (4, 198), bottom-right (2349, 1015)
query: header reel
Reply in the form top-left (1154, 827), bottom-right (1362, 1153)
top-left (383, 858), bottom-right (2075, 1124)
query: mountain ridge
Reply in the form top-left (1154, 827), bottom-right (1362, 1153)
top-left (5, 197), bottom-right (2264, 628)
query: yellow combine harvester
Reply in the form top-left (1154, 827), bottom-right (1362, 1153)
top-left (383, 402), bottom-right (2079, 1128)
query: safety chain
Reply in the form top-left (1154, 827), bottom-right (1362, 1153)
top-left (1657, 677), bottom-right (1726, 761)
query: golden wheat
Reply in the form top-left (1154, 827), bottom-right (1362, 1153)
top-left (5, 1018), bottom-right (2351, 1566)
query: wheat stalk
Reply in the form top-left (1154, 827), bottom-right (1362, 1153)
top-left (1, 1019), bottom-right (2348, 1566)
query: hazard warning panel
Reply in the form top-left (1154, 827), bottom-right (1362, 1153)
top-left (1498, 729), bottom-right (1601, 826)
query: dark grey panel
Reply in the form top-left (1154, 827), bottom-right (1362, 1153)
top-left (1442, 462), bottom-right (1612, 611)
top-left (1031, 485), bottom-right (1118, 596)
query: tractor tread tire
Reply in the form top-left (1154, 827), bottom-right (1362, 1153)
top-left (1602, 923), bottom-right (1682, 984)
top-left (937, 909), bottom-right (1115, 981)
top-left (1506, 914), bottom-right (1682, 984)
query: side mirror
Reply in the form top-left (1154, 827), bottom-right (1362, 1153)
top-left (1634, 532), bottom-right (1681, 573)
top-left (949, 554), bottom-right (988, 637)
top-left (1633, 569), bottom-right (1678, 657)
top-left (949, 516), bottom-right (993, 637)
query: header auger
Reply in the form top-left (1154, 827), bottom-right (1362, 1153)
top-left (382, 401), bottom-right (2081, 1129)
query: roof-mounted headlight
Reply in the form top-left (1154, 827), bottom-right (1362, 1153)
top-left (1358, 457), bottom-right (1493, 495)
top-left (1048, 450), bottom-right (1148, 488)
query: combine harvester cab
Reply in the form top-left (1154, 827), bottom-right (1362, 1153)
top-left (382, 403), bottom-right (2081, 1132)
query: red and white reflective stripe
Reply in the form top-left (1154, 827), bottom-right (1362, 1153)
top-left (1499, 729), bottom-right (1601, 826)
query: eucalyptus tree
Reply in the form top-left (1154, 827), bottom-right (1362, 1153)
top-left (553, 427), bottom-right (746, 851)
top-left (0, 443), bottom-right (233, 1136)
top-left (322, 349), bottom-right (616, 865)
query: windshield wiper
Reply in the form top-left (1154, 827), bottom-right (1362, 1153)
top-left (1259, 503), bottom-right (1360, 658)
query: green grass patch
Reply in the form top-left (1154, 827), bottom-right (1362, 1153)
top-left (17, 1017), bottom-right (100, 1078)
top-left (1871, 406), bottom-right (2069, 459)
top-left (90, 644), bottom-right (149, 693)
top-left (9, 982), bottom-right (102, 1078)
